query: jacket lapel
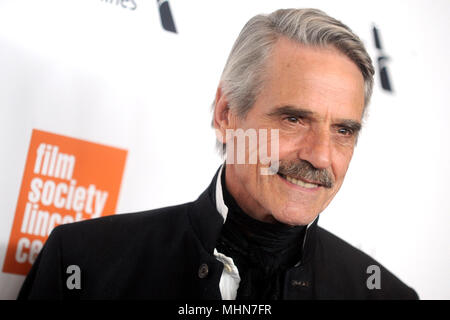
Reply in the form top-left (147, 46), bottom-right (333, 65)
top-left (186, 167), bottom-right (224, 299)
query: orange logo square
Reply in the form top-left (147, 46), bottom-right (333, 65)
top-left (3, 129), bottom-right (127, 275)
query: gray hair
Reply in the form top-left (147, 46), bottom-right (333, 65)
top-left (213, 8), bottom-right (375, 154)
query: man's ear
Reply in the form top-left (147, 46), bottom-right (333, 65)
top-left (213, 85), bottom-right (235, 144)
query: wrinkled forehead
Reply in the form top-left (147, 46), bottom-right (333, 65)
top-left (259, 38), bottom-right (365, 121)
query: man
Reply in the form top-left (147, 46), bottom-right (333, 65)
top-left (18, 8), bottom-right (418, 299)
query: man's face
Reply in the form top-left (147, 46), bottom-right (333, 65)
top-left (222, 37), bottom-right (365, 226)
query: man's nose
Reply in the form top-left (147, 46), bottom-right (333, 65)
top-left (297, 128), bottom-right (332, 170)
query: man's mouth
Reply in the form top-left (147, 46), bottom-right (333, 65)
top-left (278, 173), bottom-right (321, 189)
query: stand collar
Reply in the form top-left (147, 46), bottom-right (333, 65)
top-left (187, 164), bottom-right (319, 264)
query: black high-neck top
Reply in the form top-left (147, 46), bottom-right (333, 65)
top-left (216, 166), bottom-right (307, 300)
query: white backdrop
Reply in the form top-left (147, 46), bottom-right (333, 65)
top-left (0, 0), bottom-right (449, 299)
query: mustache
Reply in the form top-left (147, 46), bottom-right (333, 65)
top-left (276, 160), bottom-right (334, 188)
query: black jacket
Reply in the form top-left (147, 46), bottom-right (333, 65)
top-left (18, 167), bottom-right (418, 300)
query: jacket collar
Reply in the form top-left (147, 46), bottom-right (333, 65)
top-left (187, 165), bottom-right (225, 255)
top-left (187, 164), bottom-right (319, 265)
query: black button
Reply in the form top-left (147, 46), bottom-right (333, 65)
top-left (198, 263), bottom-right (209, 279)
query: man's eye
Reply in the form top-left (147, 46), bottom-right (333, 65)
top-left (337, 127), bottom-right (354, 136)
top-left (285, 116), bottom-right (300, 123)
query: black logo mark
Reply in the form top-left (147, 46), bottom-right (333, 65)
top-left (372, 25), bottom-right (393, 92)
top-left (157, 0), bottom-right (177, 33)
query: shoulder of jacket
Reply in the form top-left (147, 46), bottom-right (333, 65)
top-left (51, 201), bottom-right (193, 244)
top-left (314, 226), bottom-right (419, 299)
top-left (316, 226), bottom-right (373, 263)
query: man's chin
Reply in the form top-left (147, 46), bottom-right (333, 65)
top-left (271, 209), bottom-right (318, 227)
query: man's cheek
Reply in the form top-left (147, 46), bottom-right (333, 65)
top-left (320, 184), bottom-right (342, 212)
